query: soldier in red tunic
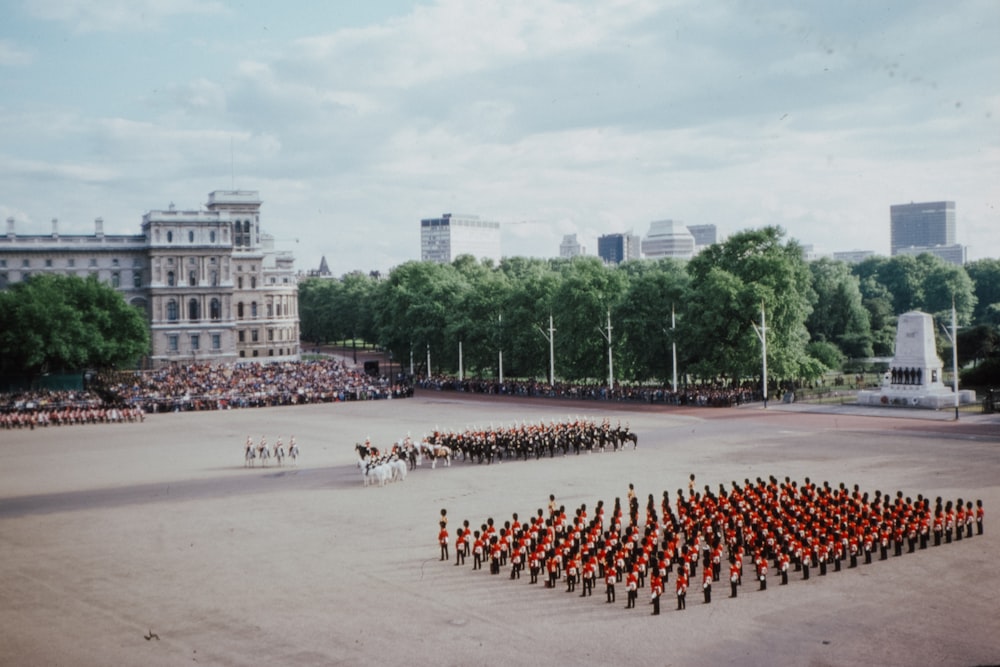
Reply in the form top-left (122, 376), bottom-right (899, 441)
top-left (676, 571), bottom-right (688, 610)
top-left (438, 522), bottom-right (449, 561)
top-left (650, 572), bottom-right (663, 615)
top-left (702, 568), bottom-right (712, 603)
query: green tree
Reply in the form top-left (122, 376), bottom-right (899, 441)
top-left (371, 261), bottom-right (463, 375)
top-left (966, 259), bottom-right (1000, 325)
top-left (550, 257), bottom-right (626, 382)
top-left (0, 274), bottom-right (149, 376)
top-left (615, 259), bottom-right (690, 383)
top-left (684, 227), bottom-right (815, 384)
top-left (857, 277), bottom-right (897, 357)
top-left (806, 258), bottom-right (873, 359)
top-left (920, 257), bottom-right (976, 325)
top-left (499, 257), bottom-right (560, 379)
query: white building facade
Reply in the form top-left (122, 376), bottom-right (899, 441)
top-left (1, 190), bottom-right (299, 368)
top-left (640, 220), bottom-right (696, 260)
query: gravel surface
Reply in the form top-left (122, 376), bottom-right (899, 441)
top-left (1, 391), bottom-right (998, 667)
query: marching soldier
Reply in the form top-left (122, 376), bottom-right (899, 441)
top-left (438, 522), bottom-right (449, 561)
top-left (702, 568), bottom-right (712, 603)
top-left (650, 572), bottom-right (663, 615)
top-left (676, 571), bottom-right (688, 610)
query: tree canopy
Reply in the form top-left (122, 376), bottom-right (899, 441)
top-left (0, 274), bottom-right (149, 376)
top-left (299, 230), bottom-right (993, 384)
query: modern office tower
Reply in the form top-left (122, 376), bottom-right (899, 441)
top-left (640, 220), bottom-right (696, 259)
top-left (420, 213), bottom-right (501, 264)
top-left (686, 224), bottom-right (717, 250)
top-left (890, 201), bottom-right (955, 255)
top-left (559, 234), bottom-right (585, 258)
top-left (597, 232), bottom-right (641, 265)
top-left (0, 190), bottom-right (299, 367)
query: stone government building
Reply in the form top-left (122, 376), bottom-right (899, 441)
top-left (0, 190), bottom-right (299, 368)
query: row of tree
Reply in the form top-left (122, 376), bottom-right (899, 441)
top-left (300, 227), bottom-right (1000, 385)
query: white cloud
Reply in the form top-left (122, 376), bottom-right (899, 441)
top-left (25, 0), bottom-right (227, 33)
top-left (0, 40), bottom-right (32, 66)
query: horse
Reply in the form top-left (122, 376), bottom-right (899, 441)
top-left (244, 445), bottom-right (256, 467)
top-left (361, 458), bottom-right (391, 487)
top-left (390, 456), bottom-right (408, 482)
top-left (257, 441), bottom-right (271, 467)
top-left (288, 441), bottom-right (299, 465)
top-left (274, 440), bottom-right (286, 466)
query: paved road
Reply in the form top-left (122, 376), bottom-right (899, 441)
top-left (1, 392), bottom-right (997, 667)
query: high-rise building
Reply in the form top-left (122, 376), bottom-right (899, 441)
top-left (686, 224), bottom-right (717, 251)
top-left (0, 190), bottom-right (299, 367)
top-left (640, 220), bottom-right (695, 260)
top-left (890, 201), bottom-right (955, 254)
top-left (597, 232), bottom-right (640, 265)
top-left (559, 234), bottom-right (585, 259)
top-left (420, 213), bottom-right (501, 264)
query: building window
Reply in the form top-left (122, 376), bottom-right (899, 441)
top-left (45, 259), bottom-right (53, 268)
top-left (252, 350), bottom-right (258, 357)
top-left (238, 276), bottom-right (243, 289)
top-left (167, 231), bottom-right (173, 243)
top-left (166, 299), bottom-right (179, 321)
top-left (67, 258), bottom-right (75, 267)
top-left (1, 259), bottom-right (6, 267)
top-left (240, 350), bottom-right (245, 358)
top-left (191, 334), bottom-right (200, 351)
top-left (111, 272), bottom-right (120, 288)
top-left (251, 329), bottom-right (259, 342)
top-left (210, 231), bottom-right (216, 243)
top-left (210, 298), bottom-right (221, 320)
top-left (22, 259), bottom-right (29, 268)
top-left (189, 270), bottom-right (197, 286)
top-left (167, 257), bottom-right (174, 265)
top-left (188, 298), bottom-right (200, 321)
top-left (267, 303), bottom-right (273, 317)
top-left (268, 329), bottom-right (274, 342)
top-left (89, 258), bottom-right (97, 267)
top-left (189, 231), bottom-right (195, 243)
top-left (250, 276), bottom-right (257, 289)
top-left (251, 302), bottom-right (258, 318)
top-left (167, 271), bottom-right (175, 287)
top-left (168, 335), bottom-right (179, 352)
top-left (112, 258), bottom-right (119, 267)
top-left (237, 302), bottom-right (244, 318)
top-left (238, 330), bottom-right (245, 343)
top-left (133, 272), bottom-right (142, 288)
top-left (211, 333), bottom-right (221, 350)
top-left (211, 270), bottom-right (218, 286)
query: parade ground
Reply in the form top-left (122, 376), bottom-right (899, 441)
top-left (1, 391), bottom-right (998, 667)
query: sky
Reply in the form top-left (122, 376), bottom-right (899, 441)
top-left (1, 0), bottom-right (997, 276)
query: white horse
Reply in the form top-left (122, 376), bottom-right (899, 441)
top-left (360, 457), bottom-right (390, 487)
top-left (390, 457), bottom-right (408, 482)
top-left (257, 441), bottom-right (271, 467)
top-left (244, 445), bottom-right (256, 467)
top-left (274, 440), bottom-right (286, 466)
top-left (288, 439), bottom-right (299, 465)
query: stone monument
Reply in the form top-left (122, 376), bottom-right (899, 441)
top-left (858, 311), bottom-right (976, 409)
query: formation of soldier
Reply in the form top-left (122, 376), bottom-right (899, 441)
top-left (441, 477), bottom-right (984, 615)
top-left (420, 417), bottom-right (637, 463)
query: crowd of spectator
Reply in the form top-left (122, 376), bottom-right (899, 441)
top-left (97, 359), bottom-right (411, 413)
top-left (1, 358), bottom-right (412, 427)
top-left (414, 376), bottom-right (762, 407)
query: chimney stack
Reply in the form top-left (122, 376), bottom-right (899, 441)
top-left (51, 217), bottom-right (59, 239)
top-left (5, 217), bottom-right (14, 239)
top-left (95, 217), bottom-right (104, 239)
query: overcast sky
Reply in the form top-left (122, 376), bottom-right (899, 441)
top-left (1, 0), bottom-right (997, 275)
